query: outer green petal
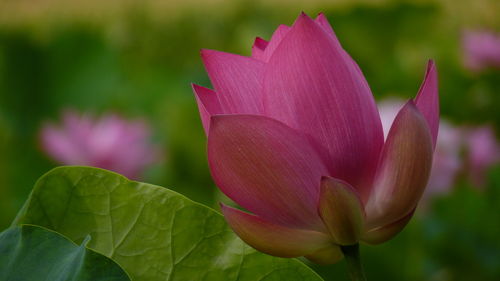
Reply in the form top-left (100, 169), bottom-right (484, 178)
top-left (365, 101), bottom-right (433, 229)
top-left (318, 177), bottom-right (365, 245)
top-left (221, 204), bottom-right (332, 258)
top-left (304, 246), bottom-right (344, 265)
top-left (361, 209), bottom-right (414, 245)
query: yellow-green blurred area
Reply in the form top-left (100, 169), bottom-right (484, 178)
top-left (0, 0), bottom-right (499, 280)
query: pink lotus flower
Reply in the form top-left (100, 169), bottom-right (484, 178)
top-left (193, 13), bottom-right (438, 264)
top-left (462, 30), bottom-right (500, 71)
top-left (41, 110), bottom-right (160, 179)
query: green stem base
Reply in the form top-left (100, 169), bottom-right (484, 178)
top-left (340, 244), bottom-right (367, 281)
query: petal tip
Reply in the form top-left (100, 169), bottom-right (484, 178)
top-left (295, 11), bottom-right (315, 25)
top-left (315, 12), bottom-right (328, 22)
top-left (200, 48), bottom-right (214, 59)
top-left (200, 49), bottom-right (215, 66)
top-left (192, 83), bottom-right (215, 95)
top-left (199, 48), bottom-right (209, 57)
top-left (253, 37), bottom-right (268, 50)
top-left (424, 59), bottom-right (437, 79)
top-left (191, 83), bottom-right (202, 92)
top-left (401, 100), bottom-right (426, 120)
top-left (414, 59), bottom-right (439, 148)
top-left (200, 49), bottom-right (227, 63)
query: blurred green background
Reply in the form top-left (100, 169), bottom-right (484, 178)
top-left (0, 0), bottom-right (499, 280)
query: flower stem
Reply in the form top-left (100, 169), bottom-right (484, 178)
top-left (340, 244), bottom-right (367, 281)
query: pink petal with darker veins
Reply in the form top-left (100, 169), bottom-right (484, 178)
top-left (262, 13), bottom-right (383, 199)
top-left (252, 37), bottom-right (269, 61)
top-left (415, 60), bottom-right (439, 149)
top-left (201, 49), bottom-right (264, 114)
top-left (259, 25), bottom-right (291, 62)
top-left (315, 13), bottom-right (337, 40)
top-left (221, 204), bottom-right (332, 258)
top-left (208, 114), bottom-right (328, 231)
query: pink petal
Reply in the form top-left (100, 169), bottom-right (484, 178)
top-left (315, 13), bottom-right (371, 84)
top-left (88, 115), bottom-right (126, 157)
top-left (61, 111), bottom-right (93, 149)
top-left (40, 125), bottom-right (87, 164)
top-left (466, 126), bottom-right (500, 186)
top-left (318, 177), bottom-right (365, 245)
top-left (208, 114), bottom-right (328, 230)
top-left (315, 13), bottom-right (336, 38)
top-left (221, 204), bottom-right (332, 258)
top-left (361, 209), bottom-right (414, 245)
top-left (462, 30), bottom-right (500, 71)
top-left (260, 24), bottom-right (291, 62)
top-left (365, 101), bottom-right (433, 229)
top-left (201, 49), bottom-right (264, 114)
top-left (192, 84), bottom-right (222, 135)
top-left (251, 37), bottom-right (268, 61)
top-left (415, 60), bottom-right (439, 149)
top-left (262, 13), bottom-right (383, 199)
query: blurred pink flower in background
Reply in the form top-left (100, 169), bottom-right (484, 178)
top-left (462, 29), bottom-right (500, 71)
top-left (427, 122), bottom-right (463, 195)
top-left (466, 126), bottom-right (500, 186)
top-left (40, 110), bottom-right (161, 179)
top-left (378, 99), bottom-right (500, 195)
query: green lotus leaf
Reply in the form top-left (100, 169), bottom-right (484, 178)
top-left (0, 224), bottom-right (130, 281)
top-left (14, 166), bottom-right (323, 281)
